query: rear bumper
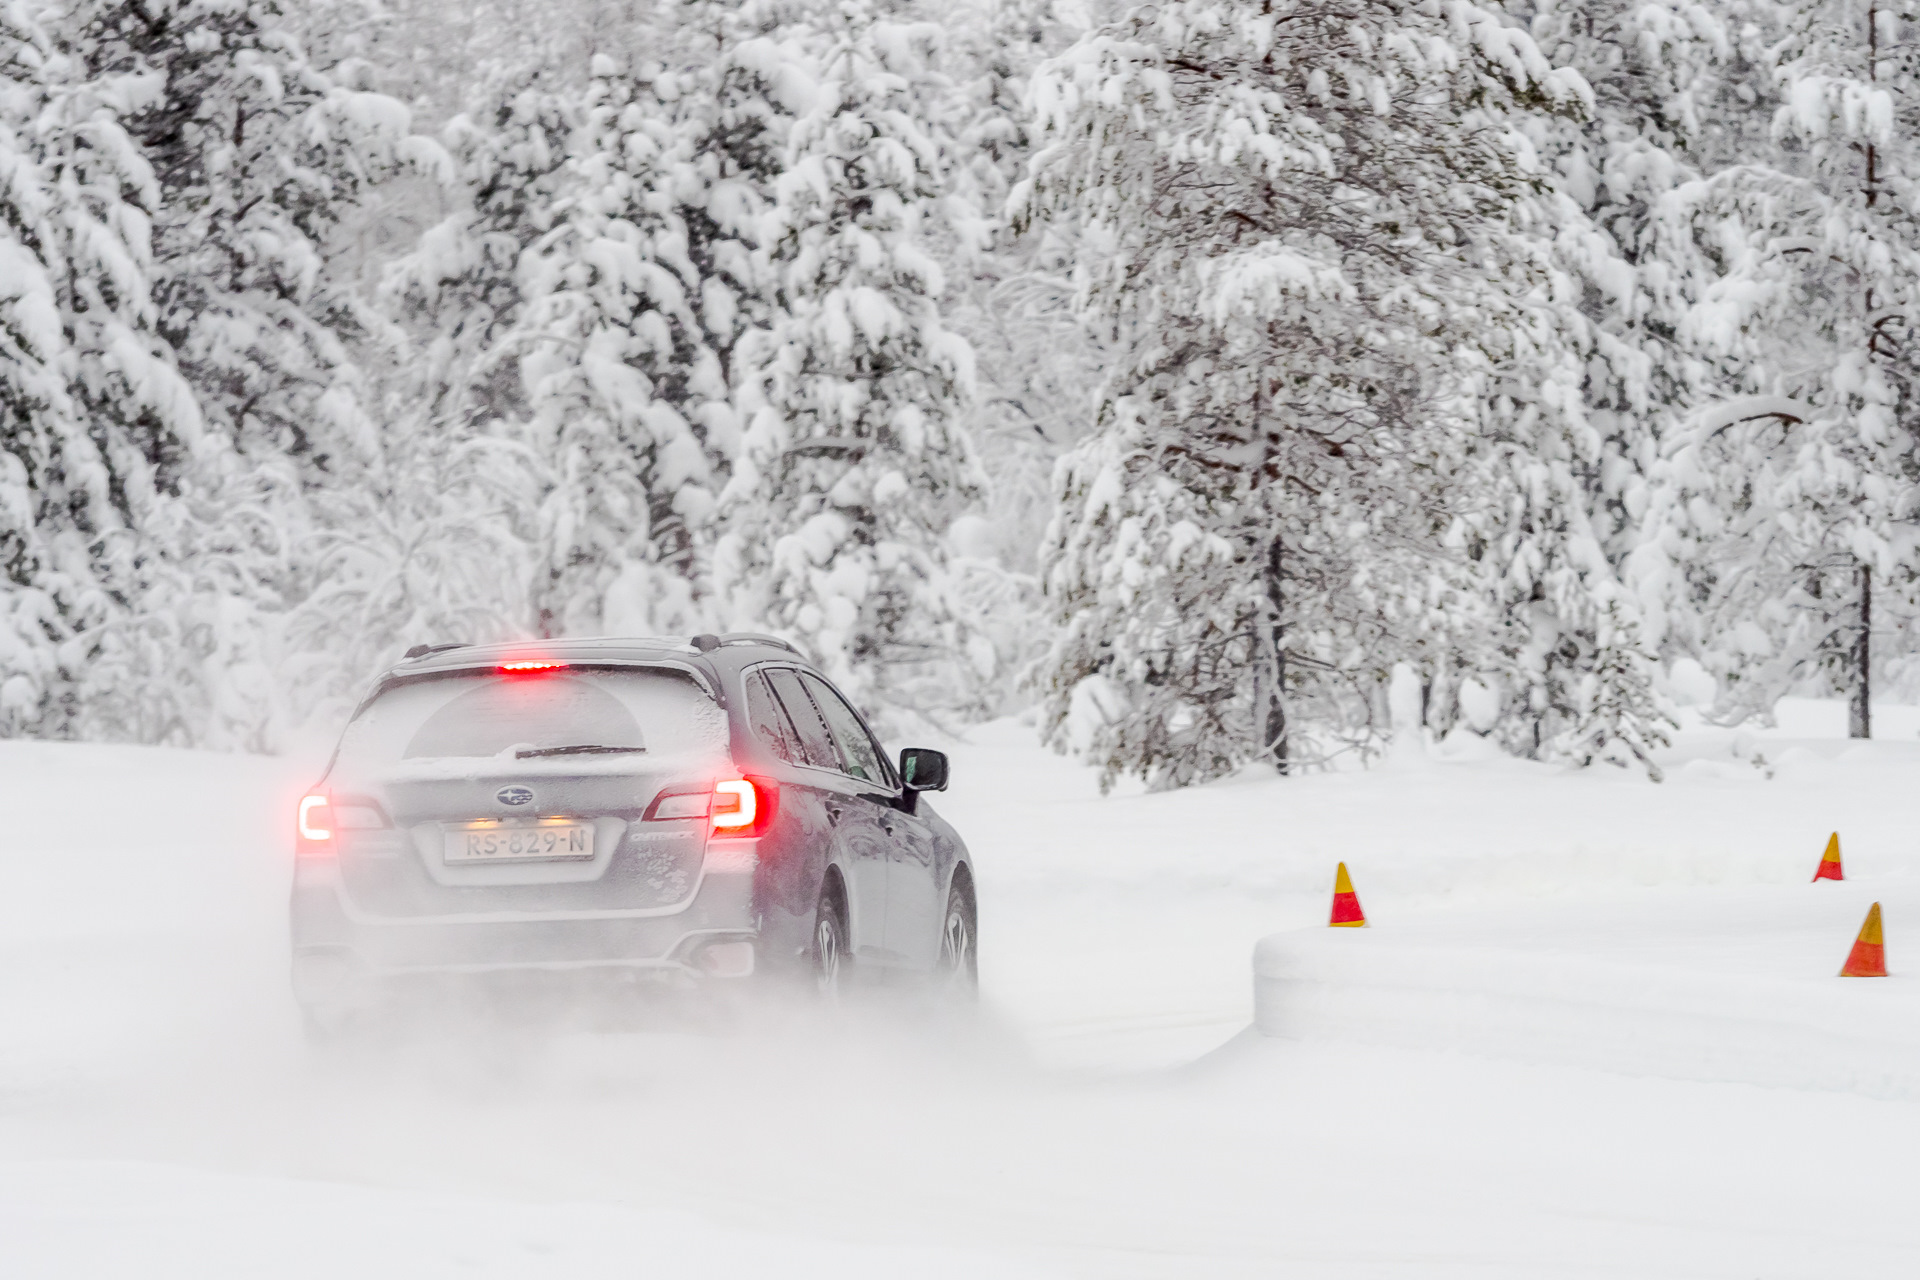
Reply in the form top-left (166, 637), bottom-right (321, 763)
top-left (290, 853), bottom-right (759, 1006)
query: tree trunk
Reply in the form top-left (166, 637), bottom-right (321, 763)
top-left (1850, 561), bottom-right (1871, 739)
top-left (1852, 7), bottom-right (1878, 744)
top-left (1263, 536), bottom-right (1288, 775)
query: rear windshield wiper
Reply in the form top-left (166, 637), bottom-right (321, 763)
top-left (514, 744), bottom-right (647, 758)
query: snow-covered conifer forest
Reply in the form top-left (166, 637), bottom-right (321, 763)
top-left (3, 0), bottom-right (1918, 786)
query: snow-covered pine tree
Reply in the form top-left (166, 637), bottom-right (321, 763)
top-left (1446, 0), bottom-right (1752, 763)
top-left (274, 78), bottom-right (555, 714)
top-left (282, 398), bottom-right (539, 717)
top-left (931, 0), bottom-right (1096, 714)
top-left (280, 74), bottom-right (573, 701)
top-left (70, 0), bottom-right (425, 746)
top-left (293, 41), bottom-right (628, 703)
top-left (0, 1), bottom-right (204, 740)
top-left (512, 52), bottom-right (724, 638)
top-left (0, 2), bottom-right (106, 736)
top-left (1457, 285), bottom-right (1677, 775)
top-left (377, 0), bottom-right (810, 655)
top-left (1018, 0), bottom-right (1589, 789)
top-left (668, 0), bottom-right (810, 395)
top-left (77, 0), bottom-right (415, 488)
top-left (716, 0), bottom-right (980, 720)
top-left (1658, 0), bottom-right (1920, 738)
top-left (939, 0), bottom-right (1097, 464)
top-left (384, 76), bottom-right (572, 447)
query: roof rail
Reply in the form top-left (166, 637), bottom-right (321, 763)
top-left (716, 632), bottom-right (804, 655)
top-left (402, 642), bottom-right (468, 660)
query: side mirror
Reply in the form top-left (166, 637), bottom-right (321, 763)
top-left (898, 747), bottom-right (949, 793)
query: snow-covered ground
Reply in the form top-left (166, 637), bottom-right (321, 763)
top-left (4, 702), bottom-right (1919, 1277)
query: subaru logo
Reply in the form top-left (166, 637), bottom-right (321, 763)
top-left (496, 786), bottom-right (534, 807)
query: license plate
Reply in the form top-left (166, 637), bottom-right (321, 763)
top-left (444, 822), bottom-right (595, 864)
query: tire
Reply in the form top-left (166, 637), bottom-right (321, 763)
top-left (811, 881), bottom-right (849, 1000)
top-left (936, 877), bottom-right (978, 999)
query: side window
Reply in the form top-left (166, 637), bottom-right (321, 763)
top-left (801, 673), bottom-right (888, 786)
top-left (743, 673), bottom-right (799, 764)
top-left (764, 668), bottom-right (838, 771)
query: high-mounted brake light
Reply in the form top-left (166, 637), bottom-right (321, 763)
top-left (297, 794), bottom-right (333, 842)
top-left (711, 779), bottom-right (757, 830)
top-left (499, 659), bottom-right (568, 674)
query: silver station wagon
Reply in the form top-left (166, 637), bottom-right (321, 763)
top-left (289, 634), bottom-right (976, 1035)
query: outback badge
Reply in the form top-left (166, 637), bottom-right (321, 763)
top-left (496, 785), bottom-right (535, 807)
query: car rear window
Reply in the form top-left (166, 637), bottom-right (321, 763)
top-left (404, 676), bottom-right (645, 758)
top-left (332, 667), bottom-right (727, 774)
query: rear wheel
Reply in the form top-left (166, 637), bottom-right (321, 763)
top-left (936, 878), bottom-right (977, 998)
top-left (811, 883), bottom-right (848, 999)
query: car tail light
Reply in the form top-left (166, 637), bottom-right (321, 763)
top-left (647, 791), bottom-right (711, 821)
top-left (645, 778), bottom-right (776, 837)
top-left (711, 780), bottom-right (757, 830)
top-left (717, 776), bottom-right (776, 838)
top-left (296, 793), bottom-right (333, 858)
top-left (499, 659), bottom-right (567, 675)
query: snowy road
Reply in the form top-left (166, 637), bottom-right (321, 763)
top-left (4, 706), bottom-right (1919, 1276)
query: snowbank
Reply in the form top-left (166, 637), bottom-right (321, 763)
top-left (1254, 885), bottom-right (1920, 1097)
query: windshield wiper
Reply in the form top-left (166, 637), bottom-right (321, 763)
top-left (514, 744), bottom-right (647, 758)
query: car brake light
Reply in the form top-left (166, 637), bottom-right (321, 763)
top-left (645, 778), bottom-right (775, 836)
top-left (298, 794), bottom-right (333, 841)
top-left (711, 779), bottom-right (757, 830)
top-left (296, 793), bottom-right (334, 862)
top-left (499, 660), bottom-right (568, 674)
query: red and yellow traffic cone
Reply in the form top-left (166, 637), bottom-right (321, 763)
top-left (1330, 862), bottom-right (1367, 928)
top-left (1813, 833), bottom-right (1844, 882)
top-left (1839, 902), bottom-right (1887, 978)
